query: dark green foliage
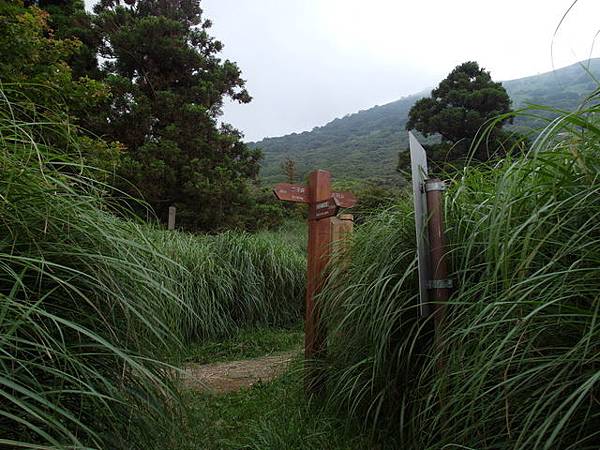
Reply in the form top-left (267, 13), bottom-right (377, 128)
top-left (0, 1), bottom-right (121, 176)
top-left (257, 59), bottom-right (600, 182)
top-left (91, 0), bottom-right (262, 231)
top-left (36, 0), bottom-right (102, 79)
top-left (320, 103), bottom-right (600, 449)
top-left (406, 61), bottom-right (515, 169)
top-left (407, 62), bottom-right (511, 142)
top-left (332, 178), bottom-right (403, 223)
top-left (239, 185), bottom-right (287, 231)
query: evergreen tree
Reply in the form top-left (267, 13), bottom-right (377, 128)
top-left (280, 157), bottom-right (297, 184)
top-left (92, 0), bottom-right (262, 230)
top-left (403, 61), bottom-right (517, 170)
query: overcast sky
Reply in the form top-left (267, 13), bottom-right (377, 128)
top-left (87, 0), bottom-right (600, 141)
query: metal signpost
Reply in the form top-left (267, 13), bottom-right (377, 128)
top-left (273, 170), bottom-right (357, 396)
top-left (409, 132), bottom-right (451, 325)
top-left (409, 131), bottom-right (432, 318)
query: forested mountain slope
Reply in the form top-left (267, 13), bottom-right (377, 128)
top-left (255, 59), bottom-right (600, 182)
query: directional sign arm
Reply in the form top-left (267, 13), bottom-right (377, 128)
top-left (332, 191), bottom-right (358, 208)
top-left (273, 183), bottom-right (310, 203)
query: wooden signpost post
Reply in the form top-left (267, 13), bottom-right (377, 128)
top-left (273, 170), bottom-right (357, 396)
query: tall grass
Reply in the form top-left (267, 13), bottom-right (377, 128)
top-left (0, 87), bottom-right (306, 449)
top-left (320, 103), bottom-right (600, 449)
top-left (0, 87), bottom-right (188, 448)
top-left (142, 227), bottom-right (305, 342)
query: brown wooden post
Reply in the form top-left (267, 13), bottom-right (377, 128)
top-left (425, 178), bottom-right (450, 329)
top-left (271, 173), bottom-right (357, 397)
top-left (168, 206), bottom-right (176, 231)
top-left (305, 169), bottom-right (333, 396)
top-left (331, 214), bottom-right (353, 262)
top-left (425, 177), bottom-right (451, 421)
top-left (331, 214), bottom-right (353, 242)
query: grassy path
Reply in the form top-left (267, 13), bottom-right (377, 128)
top-left (182, 351), bottom-right (298, 393)
top-left (167, 326), bottom-right (372, 450)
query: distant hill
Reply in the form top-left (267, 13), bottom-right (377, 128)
top-left (254, 59), bottom-right (600, 183)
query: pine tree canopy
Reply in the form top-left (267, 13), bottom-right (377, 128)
top-left (404, 61), bottom-right (518, 169)
top-left (91, 0), bottom-right (263, 230)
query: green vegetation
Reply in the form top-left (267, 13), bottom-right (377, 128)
top-left (0, 87), bottom-right (305, 448)
top-left (255, 92), bottom-right (423, 183)
top-left (0, 85), bottom-right (183, 449)
top-left (404, 61), bottom-right (518, 171)
top-left (319, 102), bottom-right (600, 448)
top-left (35, 0), bottom-right (101, 80)
top-left (507, 59), bottom-right (600, 110)
top-left (90, 0), bottom-right (264, 231)
top-left (171, 369), bottom-right (369, 450)
top-left (143, 227), bottom-right (305, 342)
top-left (257, 218), bottom-right (307, 253)
top-left (256, 58), bottom-right (600, 183)
top-left (332, 179), bottom-right (404, 222)
top-left (0, 1), bottom-right (119, 175)
top-left (181, 325), bottom-right (303, 365)
top-left (168, 327), bottom-right (368, 450)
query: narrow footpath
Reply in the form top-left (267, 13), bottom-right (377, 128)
top-left (181, 351), bottom-right (297, 393)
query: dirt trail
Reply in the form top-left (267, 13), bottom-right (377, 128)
top-left (181, 351), bottom-right (298, 394)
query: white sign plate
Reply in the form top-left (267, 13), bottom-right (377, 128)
top-left (409, 132), bottom-right (431, 317)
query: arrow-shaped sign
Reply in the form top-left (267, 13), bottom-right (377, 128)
top-left (332, 191), bottom-right (358, 208)
top-left (273, 183), bottom-right (310, 203)
top-left (274, 183), bottom-right (358, 209)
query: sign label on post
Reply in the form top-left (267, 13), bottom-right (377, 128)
top-left (273, 170), bottom-right (357, 396)
top-left (309, 198), bottom-right (338, 220)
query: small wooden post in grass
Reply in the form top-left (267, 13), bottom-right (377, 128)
top-left (331, 214), bottom-right (353, 245)
top-left (168, 206), bottom-right (176, 230)
top-left (273, 170), bottom-right (357, 397)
